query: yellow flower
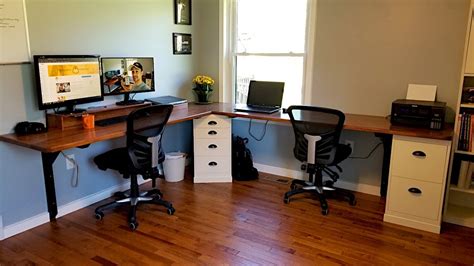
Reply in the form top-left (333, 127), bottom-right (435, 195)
top-left (193, 75), bottom-right (214, 86)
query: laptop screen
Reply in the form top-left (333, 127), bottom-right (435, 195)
top-left (247, 81), bottom-right (285, 107)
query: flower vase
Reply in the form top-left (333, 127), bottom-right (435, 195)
top-left (193, 84), bottom-right (213, 104)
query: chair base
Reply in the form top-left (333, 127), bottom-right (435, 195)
top-left (283, 179), bottom-right (356, 215)
top-left (95, 188), bottom-right (175, 231)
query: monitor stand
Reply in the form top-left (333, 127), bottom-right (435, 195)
top-left (55, 104), bottom-right (86, 115)
top-left (116, 93), bottom-right (144, 106)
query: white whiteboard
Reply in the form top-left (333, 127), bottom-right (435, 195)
top-left (0, 0), bottom-right (30, 64)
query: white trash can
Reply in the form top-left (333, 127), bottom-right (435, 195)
top-left (163, 152), bottom-right (186, 182)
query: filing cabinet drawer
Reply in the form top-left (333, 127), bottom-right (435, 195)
top-left (194, 115), bottom-right (231, 129)
top-left (194, 138), bottom-right (231, 156)
top-left (387, 176), bottom-right (443, 221)
top-left (194, 156), bottom-right (231, 175)
top-left (390, 136), bottom-right (449, 183)
top-left (194, 127), bottom-right (231, 139)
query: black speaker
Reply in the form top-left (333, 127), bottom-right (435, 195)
top-left (14, 121), bottom-right (47, 135)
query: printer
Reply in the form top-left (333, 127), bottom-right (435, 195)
top-left (390, 99), bottom-right (446, 130)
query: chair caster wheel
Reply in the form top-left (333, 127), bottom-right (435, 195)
top-left (283, 195), bottom-right (290, 204)
top-left (290, 183), bottom-right (297, 190)
top-left (321, 209), bottom-right (329, 215)
top-left (146, 189), bottom-right (163, 199)
top-left (167, 207), bottom-right (175, 215)
top-left (129, 222), bottom-right (138, 231)
top-left (95, 212), bottom-right (104, 220)
top-left (349, 197), bottom-right (357, 206)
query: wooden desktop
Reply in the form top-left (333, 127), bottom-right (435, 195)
top-left (0, 102), bottom-right (453, 232)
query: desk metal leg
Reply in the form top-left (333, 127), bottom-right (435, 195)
top-left (41, 152), bottom-right (60, 221)
top-left (375, 133), bottom-right (392, 197)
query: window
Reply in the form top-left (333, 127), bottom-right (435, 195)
top-left (232, 0), bottom-right (310, 107)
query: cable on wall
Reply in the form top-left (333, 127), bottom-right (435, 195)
top-left (248, 119), bottom-right (269, 141)
top-left (61, 151), bottom-right (80, 187)
top-left (349, 142), bottom-right (383, 159)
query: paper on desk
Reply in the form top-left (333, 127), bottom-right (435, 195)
top-left (406, 84), bottom-right (437, 101)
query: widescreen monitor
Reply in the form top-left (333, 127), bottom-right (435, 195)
top-left (101, 57), bottom-right (155, 105)
top-left (33, 55), bottom-right (103, 113)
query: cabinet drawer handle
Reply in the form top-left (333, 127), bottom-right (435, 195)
top-left (209, 161), bottom-right (218, 166)
top-left (208, 144), bottom-right (217, 149)
top-left (208, 130), bottom-right (217, 135)
top-left (412, 151), bottom-right (426, 158)
top-left (408, 187), bottom-right (422, 194)
top-left (208, 121), bottom-right (217, 125)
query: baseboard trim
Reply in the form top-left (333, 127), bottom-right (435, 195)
top-left (1, 178), bottom-right (150, 241)
top-left (254, 163), bottom-right (380, 196)
top-left (2, 213), bottom-right (50, 241)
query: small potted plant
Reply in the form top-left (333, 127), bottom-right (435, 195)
top-left (192, 75), bottom-right (214, 104)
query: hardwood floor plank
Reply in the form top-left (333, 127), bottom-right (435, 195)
top-left (1, 171), bottom-right (474, 265)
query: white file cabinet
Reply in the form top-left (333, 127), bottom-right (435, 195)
top-left (193, 114), bottom-right (232, 183)
top-left (384, 135), bottom-right (451, 233)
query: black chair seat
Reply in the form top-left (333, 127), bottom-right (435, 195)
top-left (94, 148), bottom-right (128, 173)
top-left (330, 144), bottom-right (352, 166)
top-left (94, 147), bottom-right (165, 177)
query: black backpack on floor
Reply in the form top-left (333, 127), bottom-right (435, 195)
top-left (232, 135), bottom-right (258, 181)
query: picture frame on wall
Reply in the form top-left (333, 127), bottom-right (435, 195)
top-left (174, 0), bottom-right (192, 25)
top-left (173, 33), bottom-right (192, 55)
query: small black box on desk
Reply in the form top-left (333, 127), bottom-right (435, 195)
top-left (145, 96), bottom-right (188, 110)
top-left (390, 99), bottom-right (446, 130)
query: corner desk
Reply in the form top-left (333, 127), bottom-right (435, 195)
top-left (0, 103), bottom-right (453, 233)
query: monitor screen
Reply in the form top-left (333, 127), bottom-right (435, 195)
top-left (34, 55), bottom-right (103, 112)
top-left (101, 57), bottom-right (155, 96)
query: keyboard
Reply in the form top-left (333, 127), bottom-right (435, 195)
top-left (95, 115), bottom-right (128, 127)
top-left (115, 100), bottom-right (145, 106)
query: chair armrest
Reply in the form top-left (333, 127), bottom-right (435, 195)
top-left (304, 134), bottom-right (322, 164)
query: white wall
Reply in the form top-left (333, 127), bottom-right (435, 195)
top-left (312, 0), bottom-right (469, 121)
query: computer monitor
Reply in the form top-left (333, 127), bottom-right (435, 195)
top-left (100, 57), bottom-right (155, 105)
top-left (33, 55), bottom-right (103, 114)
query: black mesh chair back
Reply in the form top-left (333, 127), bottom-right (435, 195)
top-left (288, 105), bottom-right (345, 165)
top-left (126, 104), bottom-right (173, 176)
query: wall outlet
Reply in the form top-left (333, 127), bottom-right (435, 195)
top-left (345, 140), bottom-right (354, 155)
top-left (66, 154), bottom-right (75, 170)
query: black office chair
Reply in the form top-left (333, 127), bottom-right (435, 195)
top-left (283, 105), bottom-right (356, 215)
top-left (94, 105), bottom-right (175, 230)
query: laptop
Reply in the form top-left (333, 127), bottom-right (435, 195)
top-left (234, 80), bottom-right (285, 114)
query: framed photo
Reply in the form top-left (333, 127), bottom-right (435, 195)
top-left (174, 0), bottom-right (192, 25)
top-left (173, 33), bottom-right (192, 55)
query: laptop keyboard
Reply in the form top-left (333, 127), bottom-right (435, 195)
top-left (247, 105), bottom-right (278, 112)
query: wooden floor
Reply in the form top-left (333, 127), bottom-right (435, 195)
top-left (2, 172), bottom-right (474, 265)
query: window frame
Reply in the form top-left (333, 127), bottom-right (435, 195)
top-left (219, 0), bottom-right (317, 105)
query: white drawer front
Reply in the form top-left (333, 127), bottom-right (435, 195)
top-left (195, 138), bottom-right (231, 156)
top-left (194, 156), bottom-right (231, 174)
top-left (194, 115), bottom-right (231, 129)
top-left (194, 127), bottom-right (231, 139)
top-left (391, 137), bottom-right (448, 183)
top-left (387, 176), bottom-right (443, 221)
